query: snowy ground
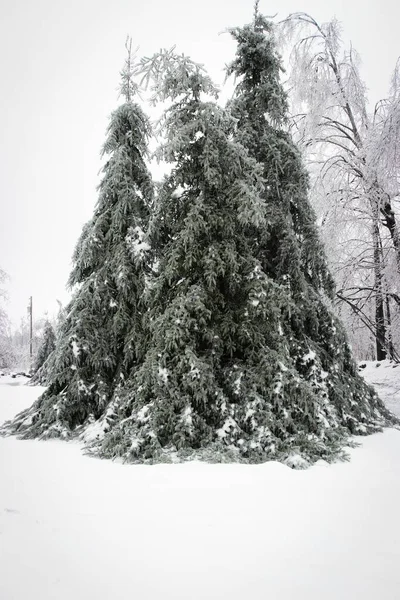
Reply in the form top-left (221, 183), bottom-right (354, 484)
top-left (360, 360), bottom-right (400, 418)
top-left (1, 366), bottom-right (400, 600)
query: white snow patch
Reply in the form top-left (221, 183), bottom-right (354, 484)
top-left (182, 406), bottom-right (193, 427)
top-left (302, 350), bottom-right (316, 363)
top-left (245, 408), bottom-right (255, 421)
top-left (285, 454), bottom-right (310, 469)
top-left (127, 226), bottom-right (150, 259)
top-left (217, 416), bottom-right (238, 439)
top-left (151, 260), bottom-right (160, 274)
top-left (130, 438), bottom-right (141, 451)
top-left (70, 339), bottom-right (80, 358)
top-left (171, 185), bottom-right (187, 199)
top-left (137, 404), bottom-right (153, 423)
top-left (233, 372), bottom-right (243, 395)
top-left (158, 366), bottom-right (169, 384)
top-left (82, 419), bottom-right (108, 443)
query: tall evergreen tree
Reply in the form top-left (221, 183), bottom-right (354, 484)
top-left (4, 45), bottom-right (154, 438)
top-left (222, 11), bottom-right (395, 456)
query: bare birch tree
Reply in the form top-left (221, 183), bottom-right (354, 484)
top-left (0, 268), bottom-right (13, 369)
top-left (280, 13), bottom-right (400, 361)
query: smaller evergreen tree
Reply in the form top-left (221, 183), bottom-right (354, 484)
top-left (34, 321), bottom-right (56, 372)
top-left (3, 43), bottom-right (154, 439)
top-left (32, 320), bottom-right (56, 383)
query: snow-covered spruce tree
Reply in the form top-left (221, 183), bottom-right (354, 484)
top-left (96, 45), bottom-right (394, 466)
top-left (31, 320), bottom-right (56, 384)
top-left (3, 46), bottom-right (154, 438)
top-left (223, 11), bottom-right (395, 452)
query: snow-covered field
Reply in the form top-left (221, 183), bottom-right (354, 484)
top-left (1, 366), bottom-right (400, 600)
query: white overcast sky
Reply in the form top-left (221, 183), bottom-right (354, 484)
top-left (0, 0), bottom-right (399, 326)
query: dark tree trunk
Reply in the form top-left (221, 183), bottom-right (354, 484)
top-left (381, 200), bottom-right (400, 273)
top-left (372, 214), bottom-right (386, 361)
top-left (385, 291), bottom-right (395, 361)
